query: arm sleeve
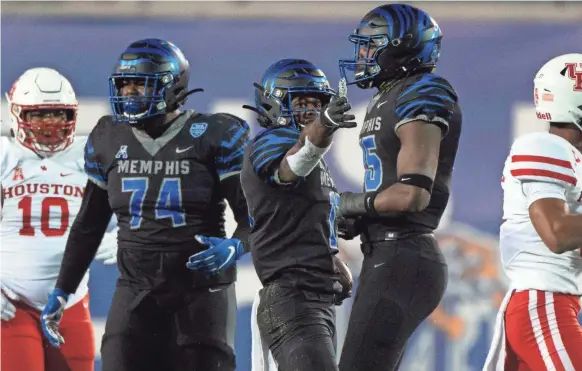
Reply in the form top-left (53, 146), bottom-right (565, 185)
top-left (214, 114), bottom-right (251, 182)
top-left (248, 127), bottom-right (299, 184)
top-left (84, 123), bottom-right (108, 189)
top-left (55, 180), bottom-right (113, 294)
top-left (394, 73), bottom-right (458, 135)
top-left (509, 134), bottom-right (578, 189)
top-left (212, 114), bottom-right (252, 252)
top-left (220, 175), bottom-right (251, 253)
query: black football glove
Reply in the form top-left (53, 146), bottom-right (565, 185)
top-left (320, 96), bottom-right (357, 133)
top-left (337, 216), bottom-right (362, 241)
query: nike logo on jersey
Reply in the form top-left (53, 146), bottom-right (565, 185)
top-left (208, 288), bottom-right (223, 293)
top-left (176, 146), bottom-right (194, 154)
top-left (60, 173), bottom-right (73, 177)
top-left (377, 101), bottom-right (387, 108)
top-left (374, 262), bottom-right (386, 268)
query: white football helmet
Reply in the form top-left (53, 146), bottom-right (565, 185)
top-left (5, 67), bottom-right (78, 155)
top-left (534, 53), bottom-right (582, 131)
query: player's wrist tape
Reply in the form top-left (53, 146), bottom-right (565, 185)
top-left (340, 191), bottom-right (379, 217)
top-left (286, 137), bottom-right (331, 177)
top-left (397, 174), bottom-right (433, 194)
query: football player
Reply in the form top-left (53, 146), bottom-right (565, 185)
top-left (239, 58), bottom-right (355, 371)
top-left (1, 67), bottom-right (118, 371)
top-left (332, 4), bottom-right (463, 370)
top-left (40, 39), bottom-right (251, 371)
top-left (483, 53), bottom-right (582, 371)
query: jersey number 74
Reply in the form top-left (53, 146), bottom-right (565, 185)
top-left (122, 177), bottom-right (186, 229)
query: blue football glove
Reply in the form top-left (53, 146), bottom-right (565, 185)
top-left (40, 288), bottom-right (69, 348)
top-left (186, 235), bottom-right (244, 275)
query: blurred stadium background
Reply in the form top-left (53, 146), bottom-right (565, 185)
top-left (2, 1), bottom-right (582, 370)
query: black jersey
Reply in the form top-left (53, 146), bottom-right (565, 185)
top-left (359, 73), bottom-right (462, 240)
top-left (84, 110), bottom-right (250, 252)
top-left (240, 127), bottom-right (341, 294)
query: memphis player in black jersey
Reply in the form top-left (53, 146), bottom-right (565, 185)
top-left (241, 59), bottom-right (356, 371)
top-left (40, 39), bottom-right (251, 371)
top-left (334, 4), bottom-right (462, 371)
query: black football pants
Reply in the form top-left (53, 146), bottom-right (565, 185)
top-left (100, 283), bottom-right (236, 371)
top-left (256, 283), bottom-right (338, 371)
top-left (339, 234), bottom-right (448, 371)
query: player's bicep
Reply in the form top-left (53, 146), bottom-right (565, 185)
top-left (394, 75), bottom-right (457, 135)
top-left (395, 120), bottom-right (441, 180)
top-left (529, 196), bottom-right (568, 253)
top-left (215, 119), bottom-right (251, 182)
top-left (249, 128), bottom-right (298, 183)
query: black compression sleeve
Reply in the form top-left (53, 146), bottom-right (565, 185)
top-left (220, 175), bottom-right (251, 254)
top-left (56, 180), bottom-right (113, 294)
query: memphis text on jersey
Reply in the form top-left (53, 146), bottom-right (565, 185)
top-left (361, 116), bottom-right (383, 134)
top-left (117, 159), bottom-right (190, 176)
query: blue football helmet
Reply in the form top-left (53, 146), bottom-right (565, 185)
top-left (109, 38), bottom-right (201, 124)
top-left (244, 59), bottom-right (336, 129)
top-left (339, 4), bottom-right (443, 89)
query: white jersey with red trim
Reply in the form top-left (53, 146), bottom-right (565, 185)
top-left (500, 132), bottom-right (582, 295)
top-left (0, 136), bottom-right (115, 309)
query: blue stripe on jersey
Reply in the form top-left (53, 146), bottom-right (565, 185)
top-left (216, 123), bottom-right (251, 178)
top-left (249, 127), bottom-right (298, 178)
top-left (395, 74), bottom-right (457, 122)
top-left (221, 124), bottom-right (250, 150)
top-left (84, 139), bottom-right (106, 184)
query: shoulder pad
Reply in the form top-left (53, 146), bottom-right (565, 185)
top-left (394, 73), bottom-right (458, 132)
top-left (216, 113), bottom-right (249, 127)
top-left (253, 127), bottom-right (298, 142)
top-left (87, 116), bottom-right (112, 145)
top-left (207, 113), bottom-right (251, 134)
top-left (509, 132), bottom-right (578, 187)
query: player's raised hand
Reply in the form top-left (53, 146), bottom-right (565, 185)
top-left (320, 77), bottom-right (357, 132)
top-left (186, 235), bottom-right (244, 275)
top-left (1, 284), bottom-right (19, 321)
top-left (320, 96), bottom-right (357, 133)
top-left (41, 288), bottom-right (69, 348)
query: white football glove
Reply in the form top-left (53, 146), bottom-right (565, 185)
top-left (1, 284), bottom-right (20, 321)
top-left (94, 232), bottom-right (118, 265)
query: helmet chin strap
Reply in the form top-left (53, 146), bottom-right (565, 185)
top-left (173, 88), bottom-right (204, 109)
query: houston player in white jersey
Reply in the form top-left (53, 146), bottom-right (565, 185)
top-left (0, 67), bottom-right (118, 371)
top-left (484, 54), bottom-right (582, 371)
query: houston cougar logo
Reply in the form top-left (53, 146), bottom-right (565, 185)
top-left (564, 63), bottom-right (582, 91)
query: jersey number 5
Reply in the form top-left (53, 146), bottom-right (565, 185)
top-left (329, 191), bottom-right (340, 250)
top-left (122, 177), bottom-right (186, 229)
top-left (18, 196), bottom-right (69, 237)
top-left (361, 135), bottom-right (382, 192)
